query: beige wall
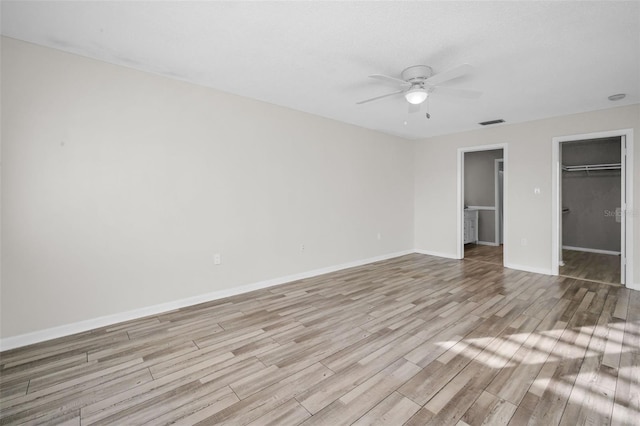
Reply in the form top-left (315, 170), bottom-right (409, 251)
top-left (1, 38), bottom-right (415, 339)
top-left (415, 104), bottom-right (640, 287)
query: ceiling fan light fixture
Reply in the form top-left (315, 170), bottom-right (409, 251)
top-left (405, 87), bottom-right (428, 105)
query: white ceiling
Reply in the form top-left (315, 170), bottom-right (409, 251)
top-left (2, 1), bottom-right (639, 140)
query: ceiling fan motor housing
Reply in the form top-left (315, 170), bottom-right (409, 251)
top-left (401, 65), bottom-right (433, 83)
top-left (357, 63), bottom-right (479, 105)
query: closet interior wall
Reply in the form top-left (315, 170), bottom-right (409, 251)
top-left (561, 137), bottom-right (622, 253)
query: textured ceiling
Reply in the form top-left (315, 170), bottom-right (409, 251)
top-left (2, 1), bottom-right (639, 140)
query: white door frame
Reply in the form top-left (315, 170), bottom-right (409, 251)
top-left (551, 129), bottom-right (634, 287)
top-left (457, 143), bottom-right (508, 262)
top-left (495, 159), bottom-right (504, 245)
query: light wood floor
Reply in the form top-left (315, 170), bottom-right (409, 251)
top-left (464, 244), bottom-right (504, 266)
top-left (560, 249), bottom-right (621, 286)
top-left (1, 254), bottom-right (639, 425)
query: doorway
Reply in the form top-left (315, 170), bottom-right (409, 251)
top-left (458, 145), bottom-right (507, 265)
top-left (560, 137), bottom-right (622, 284)
top-left (552, 129), bottom-right (634, 287)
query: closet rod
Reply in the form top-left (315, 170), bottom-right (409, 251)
top-left (562, 163), bottom-right (621, 172)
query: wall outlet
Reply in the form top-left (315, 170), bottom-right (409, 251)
top-left (300, 244), bottom-right (305, 252)
top-left (377, 233), bottom-right (381, 240)
top-left (214, 254), bottom-right (221, 265)
top-left (521, 238), bottom-right (528, 246)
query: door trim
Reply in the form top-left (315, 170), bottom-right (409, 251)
top-left (495, 159), bottom-right (504, 246)
top-left (551, 129), bottom-right (634, 288)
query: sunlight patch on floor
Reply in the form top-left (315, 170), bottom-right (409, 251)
top-left (435, 321), bottom-right (630, 369)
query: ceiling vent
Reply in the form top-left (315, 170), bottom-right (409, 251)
top-left (479, 119), bottom-right (505, 126)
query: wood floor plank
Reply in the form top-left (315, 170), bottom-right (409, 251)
top-left (0, 331), bottom-right (129, 371)
top-left (80, 354), bottom-right (263, 424)
top-left (527, 310), bottom-right (600, 425)
top-left (484, 321), bottom-right (566, 405)
top-left (507, 391), bottom-right (539, 425)
top-left (298, 331), bottom-right (427, 415)
top-left (246, 398), bottom-right (311, 426)
top-left (28, 341), bottom-right (197, 394)
top-left (0, 253), bottom-right (637, 426)
top-left (558, 293), bottom-right (619, 426)
top-left (0, 380), bottom-right (28, 403)
top-left (476, 395), bottom-right (518, 426)
top-left (0, 353), bottom-right (88, 388)
top-left (464, 243), bottom-right (504, 265)
top-left (611, 351), bottom-right (640, 425)
top-left (404, 407), bottom-right (435, 425)
top-left (421, 315), bottom-right (536, 424)
top-left (559, 249), bottom-right (621, 285)
top-left (0, 357), bottom-right (146, 410)
top-left (350, 391), bottom-right (420, 425)
top-left (162, 386), bottom-right (240, 426)
top-left (300, 359), bottom-right (420, 426)
top-left (18, 409), bottom-right (81, 426)
top-left (199, 362), bottom-right (333, 425)
top-left (0, 367), bottom-right (152, 425)
top-left (89, 377), bottom-right (238, 425)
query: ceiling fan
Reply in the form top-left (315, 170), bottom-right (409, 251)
top-left (357, 64), bottom-right (482, 111)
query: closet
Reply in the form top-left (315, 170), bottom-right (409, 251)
top-left (560, 137), bottom-right (622, 284)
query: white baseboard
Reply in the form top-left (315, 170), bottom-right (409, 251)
top-left (414, 249), bottom-right (460, 260)
top-left (504, 262), bottom-right (553, 276)
top-left (562, 245), bottom-right (621, 256)
top-left (0, 250), bottom-right (414, 351)
top-left (8, 247), bottom-right (621, 350)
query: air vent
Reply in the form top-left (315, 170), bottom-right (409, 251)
top-left (479, 119), bottom-right (505, 126)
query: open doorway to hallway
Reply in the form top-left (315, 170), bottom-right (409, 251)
top-left (460, 147), bottom-right (505, 266)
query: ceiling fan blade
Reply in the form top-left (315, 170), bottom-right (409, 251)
top-left (369, 74), bottom-right (411, 87)
top-left (408, 103), bottom-right (421, 114)
top-left (430, 86), bottom-right (482, 99)
top-left (425, 63), bottom-right (473, 86)
top-left (356, 90), bottom-right (404, 105)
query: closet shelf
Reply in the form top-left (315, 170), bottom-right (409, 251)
top-left (562, 163), bottom-right (621, 172)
